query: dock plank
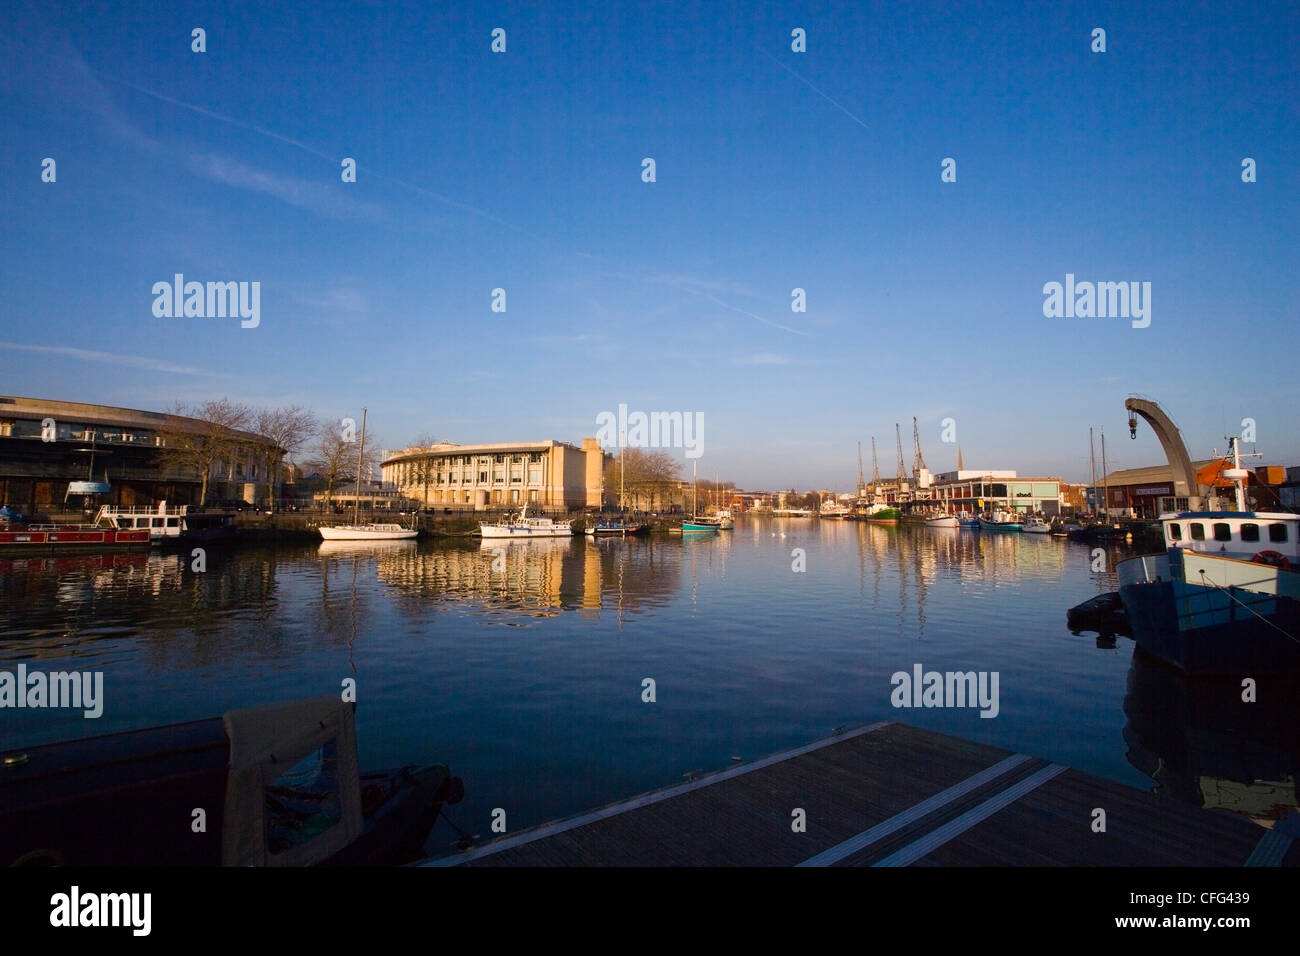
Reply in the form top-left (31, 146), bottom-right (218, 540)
top-left (426, 722), bottom-right (1289, 867)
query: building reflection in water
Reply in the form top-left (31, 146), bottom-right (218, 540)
top-left (1122, 646), bottom-right (1299, 827)
top-left (323, 537), bottom-right (683, 627)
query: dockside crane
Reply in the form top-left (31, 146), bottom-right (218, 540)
top-left (912, 417), bottom-right (927, 474)
top-left (895, 424), bottom-right (910, 499)
top-left (870, 437), bottom-right (882, 500)
top-left (857, 441), bottom-right (866, 499)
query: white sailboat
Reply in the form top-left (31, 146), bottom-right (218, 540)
top-left (318, 409), bottom-right (418, 541)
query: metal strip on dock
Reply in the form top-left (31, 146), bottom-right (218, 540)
top-left (797, 754), bottom-right (1034, 867)
top-left (1244, 831), bottom-right (1291, 867)
top-left (423, 720), bottom-right (893, 866)
top-left (873, 763), bottom-right (1067, 867)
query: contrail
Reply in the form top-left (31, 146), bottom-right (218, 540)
top-left (100, 73), bottom-right (546, 240)
top-left (759, 48), bottom-right (871, 132)
top-left (704, 293), bottom-right (808, 336)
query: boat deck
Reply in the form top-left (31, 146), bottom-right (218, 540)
top-left (424, 722), bottom-right (1297, 867)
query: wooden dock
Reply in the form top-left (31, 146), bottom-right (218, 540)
top-left (424, 721), bottom-right (1299, 867)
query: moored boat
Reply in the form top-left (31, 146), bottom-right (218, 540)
top-left (585, 517), bottom-right (650, 536)
top-left (1117, 509), bottom-right (1300, 673)
top-left (318, 407), bottom-right (419, 542)
top-left (681, 518), bottom-right (720, 533)
top-left (0, 523), bottom-right (151, 553)
top-left (866, 506), bottom-right (901, 524)
top-left (98, 502), bottom-right (240, 545)
top-left (2, 696), bottom-right (463, 866)
top-left (319, 523), bottom-right (418, 541)
top-left (819, 500), bottom-right (851, 520)
top-left (978, 510), bottom-right (1023, 532)
top-left (480, 503), bottom-right (574, 538)
top-left (924, 513), bottom-right (959, 528)
top-left (1022, 515), bottom-right (1051, 534)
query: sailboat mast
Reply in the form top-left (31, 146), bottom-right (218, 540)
top-left (1088, 428), bottom-right (1096, 516)
top-left (1100, 428), bottom-right (1108, 522)
top-left (353, 408), bottom-right (367, 525)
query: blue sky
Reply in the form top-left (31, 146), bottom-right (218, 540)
top-left (2, 0), bottom-right (1296, 489)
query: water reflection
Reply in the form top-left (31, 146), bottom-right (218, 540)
top-left (316, 536), bottom-right (684, 625)
top-left (1123, 646), bottom-right (1299, 827)
top-left (4, 520), bottom-right (1288, 833)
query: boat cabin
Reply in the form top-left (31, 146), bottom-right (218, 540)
top-left (96, 502), bottom-right (189, 540)
top-left (1161, 511), bottom-right (1299, 562)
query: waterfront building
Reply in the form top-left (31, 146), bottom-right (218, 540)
top-left (0, 395), bottom-right (280, 512)
top-left (928, 470), bottom-right (1063, 516)
top-left (382, 437), bottom-right (610, 510)
top-left (1097, 460), bottom-right (1293, 518)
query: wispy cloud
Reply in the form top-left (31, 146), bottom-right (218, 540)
top-left (0, 341), bottom-right (206, 375)
top-left (287, 284), bottom-right (373, 316)
top-left (730, 352), bottom-right (818, 366)
top-left (186, 152), bottom-right (386, 222)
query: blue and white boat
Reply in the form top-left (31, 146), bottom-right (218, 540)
top-left (1117, 509), bottom-right (1299, 673)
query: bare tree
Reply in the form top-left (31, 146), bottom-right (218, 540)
top-left (604, 448), bottom-right (681, 510)
top-left (156, 398), bottom-right (253, 505)
top-left (254, 405), bottom-right (316, 502)
top-left (303, 417), bottom-right (383, 509)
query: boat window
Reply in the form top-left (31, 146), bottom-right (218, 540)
top-left (152, 518), bottom-right (164, 528)
top-left (1167, 523), bottom-right (1182, 541)
top-left (1241, 523), bottom-right (1259, 542)
top-left (167, 518), bottom-right (180, 528)
top-left (1269, 523), bottom-right (1289, 543)
top-left (264, 740), bottom-right (343, 856)
top-left (1189, 523), bottom-right (1205, 540)
top-left (1213, 523), bottom-right (1232, 542)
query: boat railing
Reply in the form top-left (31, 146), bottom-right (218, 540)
top-left (96, 504), bottom-right (190, 515)
top-left (26, 523), bottom-right (107, 532)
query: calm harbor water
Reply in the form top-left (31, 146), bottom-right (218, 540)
top-left (3, 519), bottom-right (1296, 857)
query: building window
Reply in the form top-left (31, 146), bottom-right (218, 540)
top-left (1213, 523), bottom-right (1232, 542)
top-left (1269, 523), bottom-right (1289, 543)
top-left (479, 471), bottom-right (488, 483)
top-left (528, 468), bottom-right (541, 484)
top-left (1241, 523), bottom-right (1260, 542)
top-left (529, 453), bottom-right (541, 463)
top-left (1190, 523), bottom-right (1205, 541)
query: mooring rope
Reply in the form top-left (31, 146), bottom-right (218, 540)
top-left (1194, 568), bottom-right (1300, 645)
